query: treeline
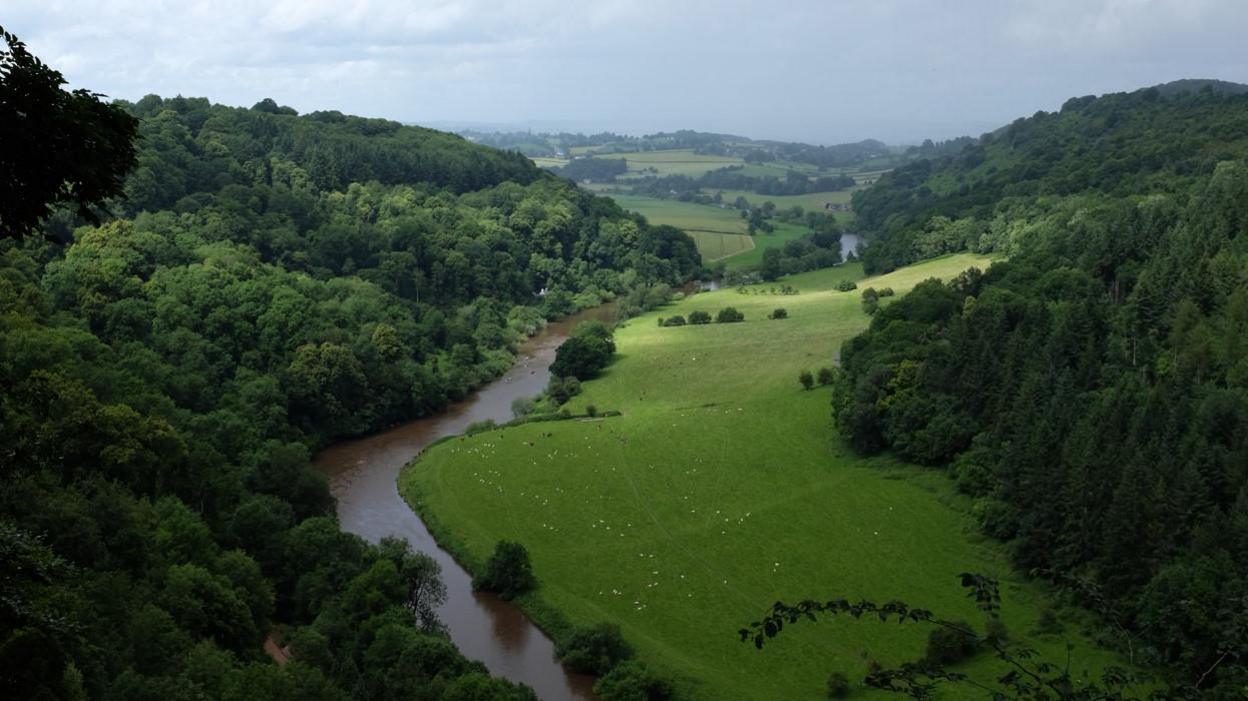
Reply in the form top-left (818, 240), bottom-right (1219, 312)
top-left (551, 156), bottom-right (628, 182)
top-left (0, 82), bottom-right (698, 701)
top-left (627, 166), bottom-right (855, 199)
top-left (834, 88), bottom-right (1248, 694)
top-left (852, 84), bottom-right (1248, 273)
top-left (468, 127), bottom-right (903, 171)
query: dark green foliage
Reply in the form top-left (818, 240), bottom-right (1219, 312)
top-left (984, 616), bottom-right (1009, 647)
top-left (551, 335), bottom-right (614, 380)
top-left (770, 308), bottom-right (788, 319)
top-left (0, 41), bottom-right (697, 700)
top-left (557, 623), bottom-right (634, 675)
top-left (799, 370), bottom-right (814, 391)
top-left (826, 671), bottom-right (851, 698)
top-left (553, 157), bottom-right (628, 183)
top-left (862, 289), bottom-right (879, 315)
top-left (817, 367), bottom-right (835, 386)
top-left (836, 89), bottom-right (1248, 692)
top-left (924, 621), bottom-right (979, 666)
top-left (854, 86), bottom-right (1248, 274)
top-left (0, 26), bottom-right (138, 241)
top-left (546, 376), bottom-right (582, 405)
top-left (592, 660), bottom-right (674, 701)
top-left (716, 307), bottom-right (744, 323)
top-left (661, 315), bottom-right (686, 327)
top-left (472, 541), bottom-right (536, 600)
top-left (835, 279), bottom-right (857, 292)
top-left (688, 310), bottom-right (712, 324)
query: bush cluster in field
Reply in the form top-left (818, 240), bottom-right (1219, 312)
top-left (658, 307), bottom-right (744, 327)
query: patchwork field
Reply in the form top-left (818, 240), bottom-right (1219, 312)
top-left (401, 254), bottom-right (1130, 700)
top-left (608, 195), bottom-right (748, 236)
top-left (712, 188), bottom-right (856, 213)
top-left (685, 230), bottom-right (754, 262)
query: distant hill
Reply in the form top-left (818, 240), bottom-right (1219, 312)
top-left (852, 83), bottom-right (1248, 272)
top-left (1152, 78), bottom-right (1248, 97)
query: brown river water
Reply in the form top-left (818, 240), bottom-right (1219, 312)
top-left (317, 305), bottom-right (616, 701)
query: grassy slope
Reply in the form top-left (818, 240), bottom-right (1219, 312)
top-left (402, 254), bottom-right (1130, 700)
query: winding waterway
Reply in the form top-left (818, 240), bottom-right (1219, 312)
top-left (315, 235), bottom-right (858, 698)
top-left (317, 306), bottom-right (615, 701)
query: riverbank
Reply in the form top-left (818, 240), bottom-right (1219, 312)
top-left (401, 254), bottom-right (1134, 700)
top-left (317, 304), bottom-right (616, 701)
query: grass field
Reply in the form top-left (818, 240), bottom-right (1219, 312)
top-left (716, 221), bottom-right (809, 270)
top-left (609, 195), bottom-right (747, 235)
top-left (531, 157), bottom-right (569, 169)
top-left (713, 188), bottom-right (856, 213)
top-left (607, 194), bottom-right (816, 267)
top-left (599, 149), bottom-right (742, 178)
top-left (685, 231), bottom-right (754, 262)
top-left (402, 254), bottom-right (1132, 700)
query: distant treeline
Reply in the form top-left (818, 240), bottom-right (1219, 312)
top-left (551, 156), bottom-right (629, 182)
top-left (463, 127), bottom-right (908, 170)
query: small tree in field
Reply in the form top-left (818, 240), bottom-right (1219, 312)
top-left (716, 307), bottom-right (744, 323)
top-left (826, 671), bottom-right (851, 698)
top-left (770, 308), bottom-right (788, 320)
top-left (817, 367), bottom-right (835, 386)
top-left (473, 541), bottom-right (536, 600)
top-left (688, 310), bottom-right (712, 325)
top-left (799, 370), bottom-right (814, 390)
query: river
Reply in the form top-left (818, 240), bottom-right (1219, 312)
top-left (317, 305), bottom-right (616, 701)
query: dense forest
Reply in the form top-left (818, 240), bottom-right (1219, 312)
top-left (837, 85), bottom-right (1248, 696)
top-left (0, 30), bottom-right (699, 700)
top-left (852, 83), bottom-right (1248, 274)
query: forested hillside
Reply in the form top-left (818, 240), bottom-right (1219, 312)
top-left (853, 84), bottom-right (1248, 273)
top-left (835, 86), bottom-right (1248, 696)
top-left (0, 74), bottom-right (698, 700)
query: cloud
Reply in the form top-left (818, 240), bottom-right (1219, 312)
top-left (5, 1), bottom-right (1247, 142)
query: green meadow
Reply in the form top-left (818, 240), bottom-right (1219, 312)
top-left (600, 149), bottom-right (742, 178)
top-left (608, 194), bottom-right (749, 238)
top-left (401, 254), bottom-right (1131, 700)
top-left (684, 230), bottom-right (754, 263)
top-left (713, 188), bottom-right (855, 213)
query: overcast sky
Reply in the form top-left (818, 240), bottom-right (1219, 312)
top-left (7, 1), bottom-right (1247, 144)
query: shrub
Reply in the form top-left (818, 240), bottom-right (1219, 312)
top-left (558, 623), bottom-right (633, 675)
top-left (593, 660), bottom-right (673, 701)
top-left (547, 376), bottom-right (582, 405)
top-left (661, 315), bottom-right (686, 327)
top-left (688, 310), bottom-right (712, 325)
top-left (465, 419), bottom-right (496, 436)
top-left (861, 287), bottom-right (880, 315)
top-left (878, 287), bottom-right (895, 297)
top-left (817, 367), bottom-right (835, 386)
top-left (770, 308), bottom-right (788, 320)
top-left (511, 396), bottom-right (536, 418)
top-left (472, 541), bottom-right (536, 600)
top-left (1032, 608), bottom-right (1064, 635)
top-left (585, 405), bottom-right (598, 418)
top-left (826, 671), bottom-right (851, 698)
top-left (551, 335), bottom-right (612, 380)
top-left (924, 621), bottom-right (978, 666)
top-left (985, 617), bottom-right (1009, 647)
top-left (799, 370), bottom-right (814, 390)
top-left (716, 307), bottom-right (744, 323)
top-left (835, 279), bottom-right (857, 292)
